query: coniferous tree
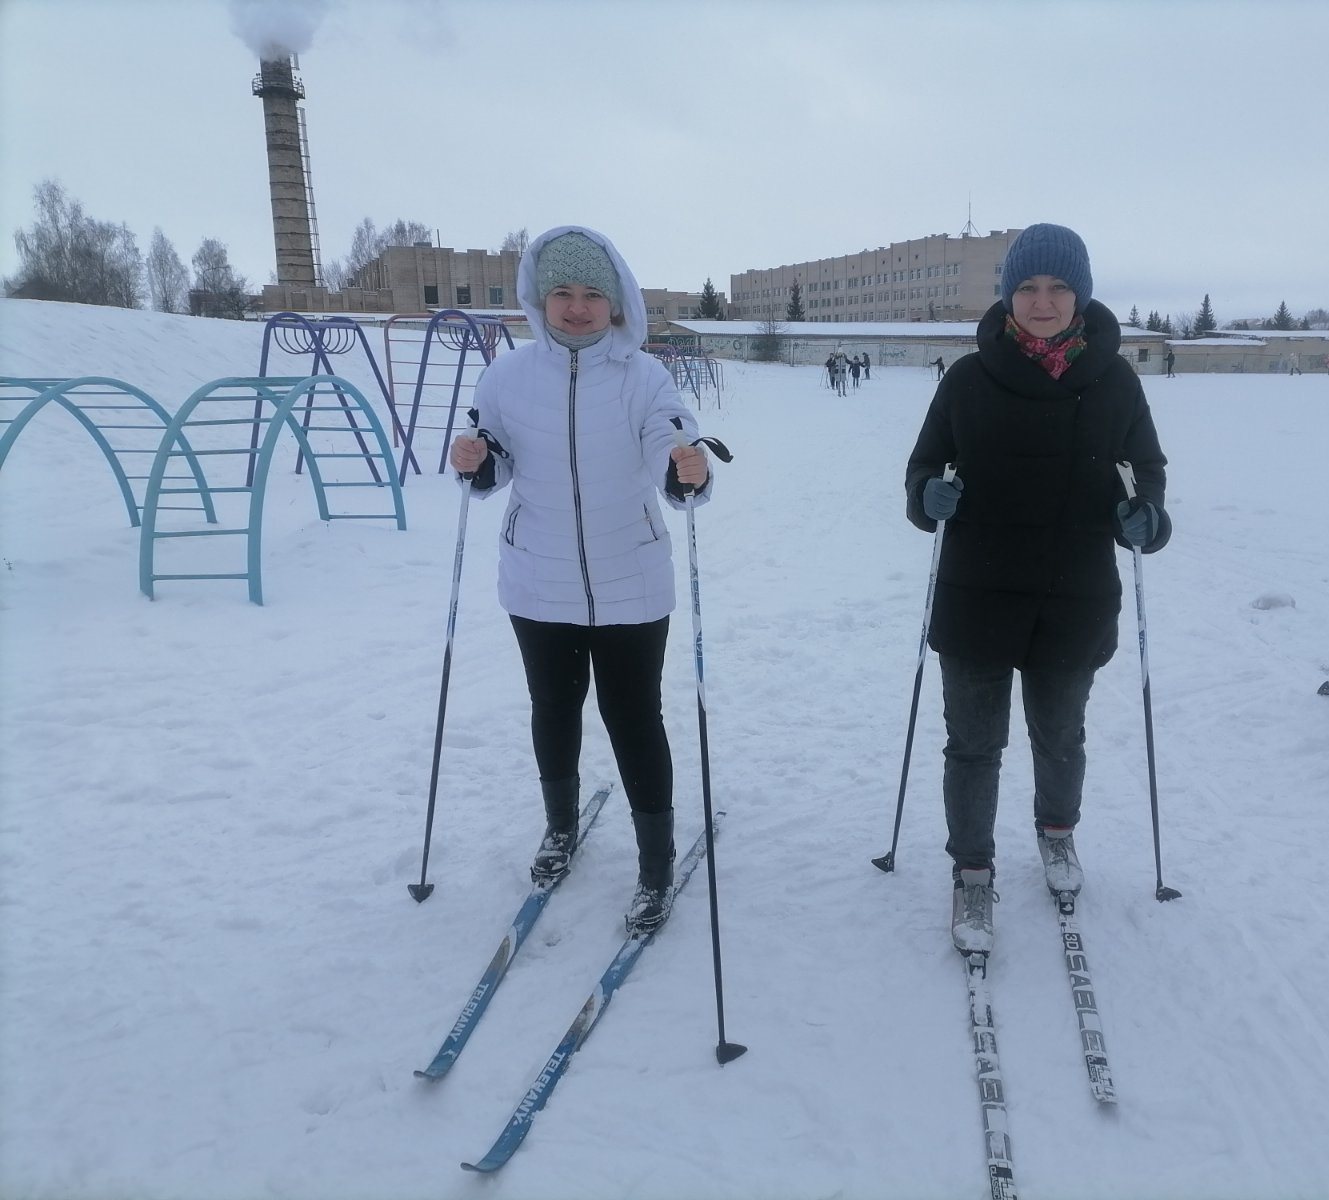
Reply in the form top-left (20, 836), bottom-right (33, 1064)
top-left (1194, 294), bottom-right (1217, 336)
top-left (1160, 314), bottom-right (1175, 335)
top-left (698, 277), bottom-right (723, 319)
top-left (1270, 300), bottom-right (1295, 330)
top-left (1145, 310), bottom-right (1163, 332)
top-left (786, 279), bottom-right (805, 321)
top-left (1127, 305), bottom-right (1141, 327)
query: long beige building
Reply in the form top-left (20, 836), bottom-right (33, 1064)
top-left (730, 228), bottom-right (1022, 323)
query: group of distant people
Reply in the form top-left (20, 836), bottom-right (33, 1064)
top-left (824, 351), bottom-right (871, 395)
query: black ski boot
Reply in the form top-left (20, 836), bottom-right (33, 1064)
top-left (625, 808), bottom-right (675, 936)
top-left (530, 777), bottom-right (579, 885)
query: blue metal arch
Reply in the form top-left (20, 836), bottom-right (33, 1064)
top-left (139, 375), bottom-right (405, 604)
top-left (0, 375), bottom-right (215, 527)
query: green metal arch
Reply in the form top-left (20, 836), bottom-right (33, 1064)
top-left (0, 375), bottom-right (215, 528)
top-left (140, 375), bottom-right (406, 604)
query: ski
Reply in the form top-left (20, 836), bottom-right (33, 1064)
top-left (461, 813), bottom-right (724, 1174)
top-left (965, 952), bottom-right (1019, 1200)
top-left (413, 783), bottom-right (614, 1082)
top-left (1053, 891), bottom-right (1117, 1104)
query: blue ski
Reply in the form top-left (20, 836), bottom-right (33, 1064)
top-left (413, 784), bottom-right (613, 1082)
top-left (460, 813), bottom-right (724, 1173)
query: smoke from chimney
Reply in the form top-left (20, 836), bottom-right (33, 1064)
top-left (229, 0), bottom-right (329, 60)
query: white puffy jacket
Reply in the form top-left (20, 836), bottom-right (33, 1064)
top-left (469, 225), bottom-right (709, 626)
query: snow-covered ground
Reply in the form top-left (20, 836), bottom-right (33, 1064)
top-left (1, 297), bottom-right (1326, 1200)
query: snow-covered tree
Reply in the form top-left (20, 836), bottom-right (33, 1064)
top-left (1127, 305), bottom-right (1141, 328)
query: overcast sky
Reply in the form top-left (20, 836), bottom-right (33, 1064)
top-left (2, 0), bottom-right (1326, 325)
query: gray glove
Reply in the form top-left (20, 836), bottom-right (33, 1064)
top-left (922, 474), bottom-right (964, 521)
top-left (1116, 498), bottom-right (1159, 547)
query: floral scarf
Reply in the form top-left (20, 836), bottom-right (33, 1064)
top-left (1004, 313), bottom-right (1087, 379)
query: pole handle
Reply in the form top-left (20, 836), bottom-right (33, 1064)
top-left (458, 424), bottom-right (479, 482)
top-left (670, 416), bottom-right (695, 495)
top-left (942, 462), bottom-right (957, 485)
top-left (1116, 460), bottom-right (1137, 500)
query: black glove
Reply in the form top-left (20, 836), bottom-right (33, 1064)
top-left (922, 474), bottom-right (964, 521)
top-left (1116, 498), bottom-right (1159, 547)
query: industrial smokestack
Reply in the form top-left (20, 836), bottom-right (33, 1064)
top-left (252, 56), bottom-right (316, 288)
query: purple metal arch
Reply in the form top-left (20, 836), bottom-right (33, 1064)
top-left (383, 310), bottom-right (516, 485)
top-left (253, 312), bottom-right (399, 485)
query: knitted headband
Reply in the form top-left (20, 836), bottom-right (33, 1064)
top-left (1000, 223), bottom-right (1093, 314)
top-left (535, 232), bottom-right (621, 313)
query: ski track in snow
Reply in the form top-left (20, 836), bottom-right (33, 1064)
top-left (1, 298), bottom-right (1327, 1200)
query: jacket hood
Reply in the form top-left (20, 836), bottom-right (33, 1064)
top-left (517, 225), bottom-right (648, 359)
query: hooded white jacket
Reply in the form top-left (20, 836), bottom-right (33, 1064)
top-left (469, 225), bottom-right (709, 626)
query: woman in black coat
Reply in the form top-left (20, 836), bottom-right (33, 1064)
top-left (904, 223), bottom-right (1170, 956)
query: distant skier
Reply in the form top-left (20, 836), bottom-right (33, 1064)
top-left (931, 356), bottom-right (946, 380)
top-left (849, 355), bottom-right (862, 388)
top-left (1165, 348), bottom-right (1176, 378)
top-left (1289, 352), bottom-right (1302, 376)
top-left (862, 354), bottom-right (871, 381)
top-left (832, 353), bottom-right (848, 396)
top-left (904, 223), bottom-right (1172, 957)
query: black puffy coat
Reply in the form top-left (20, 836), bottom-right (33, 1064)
top-left (905, 300), bottom-right (1170, 671)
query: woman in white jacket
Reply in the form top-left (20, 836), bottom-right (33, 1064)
top-left (449, 226), bottom-right (711, 935)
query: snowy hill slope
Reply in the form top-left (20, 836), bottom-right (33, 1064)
top-left (1, 297), bottom-right (1327, 1200)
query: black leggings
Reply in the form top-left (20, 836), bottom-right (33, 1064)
top-left (510, 616), bottom-right (672, 814)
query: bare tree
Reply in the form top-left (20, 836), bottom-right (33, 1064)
top-left (190, 238), bottom-right (250, 319)
top-left (751, 305), bottom-right (787, 362)
top-left (339, 217), bottom-right (433, 283)
top-left (8, 179), bottom-right (143, 307)
top-left (145, 228), bottom-right (189, 313)
top-left (500, 227), bottom-right (530, 256)
top-left (320, 257), bottom-right (349, 291)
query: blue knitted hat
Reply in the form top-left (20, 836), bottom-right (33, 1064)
top-left (535, 232), bottom-right (621, 314)
top-left (1000, 224), bottom-right (1093, 314)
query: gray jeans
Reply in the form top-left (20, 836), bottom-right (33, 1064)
top-left (939, 654), bottom-right (1095, 873)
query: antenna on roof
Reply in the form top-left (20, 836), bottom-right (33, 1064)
top-left (960, 196), bottom-right (979, 238)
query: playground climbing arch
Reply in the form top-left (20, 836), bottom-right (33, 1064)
top-left (139, 374), bottom-right (406, 605)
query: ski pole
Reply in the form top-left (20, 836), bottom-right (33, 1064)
top-left (409, 417), bottom-right (479, 902)
top-left (873, 463), bottom-right (956, 874)
top-left (1115, 461), bottom-right (1182, 903)
top-left (670, 417), bottom-right (745, 1064)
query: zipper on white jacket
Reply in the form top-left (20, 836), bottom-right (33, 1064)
top-left (567, 352), bottom-right (595, 625)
